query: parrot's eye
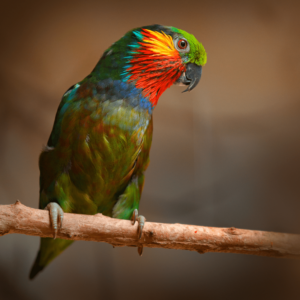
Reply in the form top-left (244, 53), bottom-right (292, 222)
top-left (174, 37), bottom-right (190, 53)
top-left (178, 39), bottom-right (187, 49)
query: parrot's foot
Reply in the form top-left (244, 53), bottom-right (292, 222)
top-left (131, 209), bottom-right (145, 239)
top-left (137, 245), bottom-right (144, 256)
top-left (131, 209), bottom-right (145, 256)
top-left (45, 202), bottom-right (64, 239)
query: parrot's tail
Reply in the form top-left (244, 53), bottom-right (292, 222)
top-left (29, 250), bottom-right (44, 279)
top-left (29, 237), bottom-right (74, 279)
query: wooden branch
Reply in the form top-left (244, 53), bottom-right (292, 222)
top-left (1, 201), bottom-right (300, 259)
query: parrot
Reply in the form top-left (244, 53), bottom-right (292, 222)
top-left (29, 24), bottom-right (207, 279)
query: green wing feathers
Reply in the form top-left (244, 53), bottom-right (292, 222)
top-left (30, 86), bottom-right (153, 278)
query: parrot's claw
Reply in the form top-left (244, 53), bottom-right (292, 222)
top-left (131, 209), bottom-right (145, 256)
top-left (131, 209), bottom-right (145, 239)
top-left (45, 202), bottom-right (64, 239)
top-left (138, 246), bottom-right (144, 256)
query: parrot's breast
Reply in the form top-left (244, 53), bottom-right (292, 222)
top-left (40, 79), bottom-right (153, 216)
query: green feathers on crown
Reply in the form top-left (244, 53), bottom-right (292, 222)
top-left (171, 27), bottom-right (207, 66)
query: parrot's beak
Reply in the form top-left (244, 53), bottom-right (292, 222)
top-left (176, 63), bottom-right (202, 93)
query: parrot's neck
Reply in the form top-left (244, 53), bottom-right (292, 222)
top-left (91, 30), bottom-right (184, 108)
top-left (122, 57), bottom-right (184, 106)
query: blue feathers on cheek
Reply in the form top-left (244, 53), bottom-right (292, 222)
top-left (132, 31), bottom-right (144, 41)
top-left (90, 79), bottom-right (154, 113)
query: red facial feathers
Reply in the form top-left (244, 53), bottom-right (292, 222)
top-left (126, 29), bottom-right (186, 106)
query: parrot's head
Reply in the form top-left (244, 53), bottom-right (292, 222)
top-left (96, 25), bottom-right (207, 108)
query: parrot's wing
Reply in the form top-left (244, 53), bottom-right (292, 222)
top-left (31, 81), bottom-right (152, 279)
top-left (47, 83), bottom-right (80, 148)
top-left (39, 80), bottom-right (152, 214)
top-left (112, 116), bottom-right (153, 219)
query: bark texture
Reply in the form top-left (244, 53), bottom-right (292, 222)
top-left (1, 201), bottom-right (300, 259)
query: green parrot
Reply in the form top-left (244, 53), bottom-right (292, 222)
top-left (29, 24), bottom-right (207, 279)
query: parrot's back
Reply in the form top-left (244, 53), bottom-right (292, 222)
top-left (30, 79), bottom-right (153, 278)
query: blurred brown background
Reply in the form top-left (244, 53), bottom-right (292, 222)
top-left (1, 0), bottom-right (300, 299)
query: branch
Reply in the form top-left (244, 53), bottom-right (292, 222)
top-left (1, 201), bottom-right (300, 259)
